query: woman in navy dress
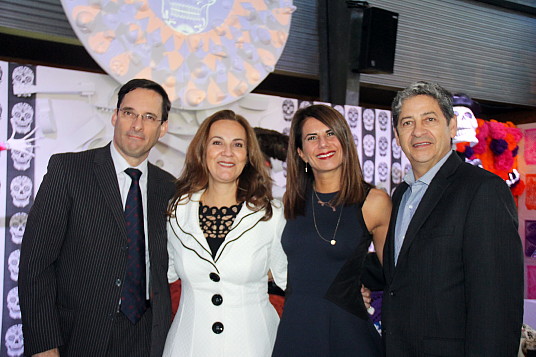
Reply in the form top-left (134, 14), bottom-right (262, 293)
top-left (272, 105), bottom-right (391, 356)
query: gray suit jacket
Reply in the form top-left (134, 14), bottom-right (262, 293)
top-left (382, 152), bottom-right (524, 356)
top-left (19, 144), bottom-right (175, 356)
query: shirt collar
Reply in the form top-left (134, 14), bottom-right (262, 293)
top-left (110, 142), bottom-right (148, 177)
top-left (403, 150), bottom-right (453, 187)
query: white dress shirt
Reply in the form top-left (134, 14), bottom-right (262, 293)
top-left (110, 143), bottom-right (151, 299)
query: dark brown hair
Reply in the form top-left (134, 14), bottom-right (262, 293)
top-left (284, 104), bottom-right (368, 219)
top-left (116, 79), bottom-right (171, 122)
top-left (167, 110), bottom-right (274, 220)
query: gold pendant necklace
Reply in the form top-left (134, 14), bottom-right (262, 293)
top-left (313, 189), bottom-right (336, 212)
top-left (311, 190), bottom-right (343, 246)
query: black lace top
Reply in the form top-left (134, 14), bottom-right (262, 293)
top-left (199, 202), bottom-right (243, 258)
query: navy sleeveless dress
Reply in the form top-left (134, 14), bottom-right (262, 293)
top-left (272, 190), bottom-right (382, 356)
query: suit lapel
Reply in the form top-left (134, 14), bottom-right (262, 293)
top-left (93, 144), bottom-right (127, 240)
top-left (213, 204), bottom-right (263, 263)
top-left (395, 153), bottom-right (462, 268)
top-left (170, 191), bottom-right (266, 264)
top-left (385, 182), bottom-right (408, 281)
top-left (146, 163), bottom-right (168, 261)
top-left (171, 191), bottom-right (215, 262)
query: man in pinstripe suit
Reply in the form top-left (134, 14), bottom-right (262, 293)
top-left (19, 79), bottom-right (175, 357)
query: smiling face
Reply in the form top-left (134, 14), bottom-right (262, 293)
top-left (111, 87), bottom-right (168, 166)
top-left (395, 95), bottom-right (457, 179)
top-left (298, 117), bottom-right (343, 180)
top-left (206, 119), bottom-right (248, 187)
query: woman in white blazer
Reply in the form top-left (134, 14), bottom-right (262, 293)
top-left (163, 110), bottom-right (287, 357)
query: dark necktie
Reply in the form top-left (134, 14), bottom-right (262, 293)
top-left (121, 168), bottom-right (146, 323)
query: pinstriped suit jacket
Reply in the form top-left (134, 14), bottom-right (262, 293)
top-left (19, 144), bottom-right (175, 357)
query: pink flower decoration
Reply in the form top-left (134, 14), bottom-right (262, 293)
top-left (488, 121), bottom-right (506, 139)
top-left (494, 150), bottom-right (514, 171)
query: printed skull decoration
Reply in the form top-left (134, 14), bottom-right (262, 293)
top-left (10, 102), bottom-right (34, 135)
top-left (8, 249), bottom-right (20, 282)
top-left (7, 287), bottom-right (21, 320)
top-left (282, 99), bottom-right (296, 122)
top-left (378, 162), bottom-right (388, 182)
top-left (378, 136), bottom-right (389, 157)
top-left (377, 111), bottom-right (389, 131)
top-left (12, 65), bottom-right (34, 87)
top-left (333, 105), bottom-right (345, 117)
top-left (363, 160), bottom-right (374, 183)
top-left (362, 109), bottom-right (375, 132)
top-left (5, 324), bottom-right (24, 357)
top-left (9, 212), bottom-right (27, 245)
top-left (11, 146), bottom-right (33, 171)
top-left (282, 127), bottom-right (290, 137)
top-left (404, 163), bottom-right (412, 177)
top-left (352, 134), bottom-right (359, 150)
top-left (453, 106), bottom-right (478, 146)
top-left (10, 175), bottom-right (33, 208)
top-left (363, 134), bottom-right (375, 158)
top-left (346, 107), bottom-right (359, 128)
top-left (162, 0), bottom-right (216, 35)
top-left (299, 100), bottom-right (312, 109)
top-left (392, 138), bottom-right (401, 159)
top-left (391, 162), bottom-right (402, 184)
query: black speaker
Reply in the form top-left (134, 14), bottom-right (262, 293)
top-left (354, 7), bottom-right (398, 74)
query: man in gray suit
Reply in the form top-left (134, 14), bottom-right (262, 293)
top-left (19, 79), bottom-right (175, 357)
top-left (382, 81), bottom-right (524, 356)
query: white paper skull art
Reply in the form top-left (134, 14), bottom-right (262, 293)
top-left (353, 134), bottom-right (359, 149)
top-left (7, 287), bottom-right (21, 320)
top-left (299, 101), bottom-right (312, 109)
top-left (378, 136), bottom-right (388, 157)
top-left (378, 162), bottom-right (388, 182)
top-left (363, 134), bottom-right (375, 157)
top-left (377, 111), bottom-right (389, 131)
top-left (333, 105), bottom-right (345, 117)
top-left (11, 147), bottom-right (33, 171)
top-left (5, 324), bottom-right (24, 357)
top-left (12, 65), bottom-right (34, 86)
top-left (392, 138), bottom-right (401, 159)
top-left (453, 106), bottom-right (478, 146)
top-left (391, 162), bottom-right (402, 184)
top-left (346, 107), bottom-right (359, 128)
top-left (362, 109), bottom-right (375, 132)
top-left (363, 160), bottom-right (374, 183)
top-left (10, 102), bottom-right (34, 134)
top-left (9, 212), bottom-right (28, 245)
top-left (282, 127), bottom-right (290, 137)
top-left (282, 99), bottom-right (296, 122)
top-left (161, 0), bottom-right (216, 34)
top-left (8, 249), bottom-right (20, 282)
top-left (404, 163), bottom-right (412, 176)
top-left (10, 175), bottom-right (33, 208)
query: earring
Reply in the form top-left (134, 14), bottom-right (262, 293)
top-left (305, 162), bottom-right (308, 173)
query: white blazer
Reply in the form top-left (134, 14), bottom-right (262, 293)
top-left (163, 191), bottom-right (287, 357)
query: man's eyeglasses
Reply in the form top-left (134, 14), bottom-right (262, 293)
top-left (118, 108), bottom-right (162, 124)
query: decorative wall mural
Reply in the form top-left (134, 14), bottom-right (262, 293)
top-left (60, 0), bottom-right (296, 110)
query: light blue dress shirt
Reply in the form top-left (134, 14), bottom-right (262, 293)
top-left (394, 151), bottom-right (453, 265)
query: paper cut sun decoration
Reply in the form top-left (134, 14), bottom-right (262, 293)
top-left (60, 0), bottom-right (296, 110)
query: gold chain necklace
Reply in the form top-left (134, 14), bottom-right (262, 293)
top-left (313, 189), bottom-right (336, 212)
top-left (311, 190), bottom-right (343, 246)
